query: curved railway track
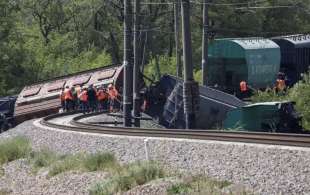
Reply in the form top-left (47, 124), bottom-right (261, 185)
top-left (40, 112), bottom-right (310, 148)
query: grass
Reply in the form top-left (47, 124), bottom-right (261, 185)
top-left (89, 161), bottom-right (165, 195)
top-left (167, 175), bottom-right (232, 195)
top-left (47, 152), bottom-right (119, 177)
top-left (0, 136), bottom-right (31, 165)
top-left (28, 148), bottom-right (58, 171)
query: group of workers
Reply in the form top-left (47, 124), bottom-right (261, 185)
top-left (239, 72), bottom-right (288, 99)
top-left (60, 83), bottom-right (119, 113)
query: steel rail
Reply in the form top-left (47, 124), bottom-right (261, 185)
top-left (40, 112), bottom-right (310, 148)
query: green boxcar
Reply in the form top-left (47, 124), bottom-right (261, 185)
top-left (223, 101), bottom-right (302, 133)
top-left (224, 102), bottom-right (280, 131)
top-left (208, 38), bottom-right (281, 93)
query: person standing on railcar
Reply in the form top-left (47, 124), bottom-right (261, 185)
top-left (97, 86), bottom-right (108, 111)
top-left (64, 86), bottom-right (73, 111)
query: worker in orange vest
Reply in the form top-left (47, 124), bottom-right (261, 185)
top-left (276, 79), bottom-right (286, 93)
top-left (239, 80), bottom-right (248, 99)
top-left (97, 86), bottom-right (109, 111)
top-left (59, 88), bottom-right (65, 112)
top-left (108, 84), bottom-right (119, 112)
top-left (64, 86), bottom-right (73, 111)
top-left (78, 86), bottom-right (88, 114)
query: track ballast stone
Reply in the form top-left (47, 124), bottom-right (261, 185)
top-left (0, 119), bottom-right (309, 195)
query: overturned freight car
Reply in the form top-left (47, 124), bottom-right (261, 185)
top-left (145, 75), bottom-right (246, 129)
top-left (207, 38), bottom-right (281, 95)
top-left (14, 65), bottom-right (123, 123)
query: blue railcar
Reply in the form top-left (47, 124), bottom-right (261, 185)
top-left (272, 34), bottom-right (310, 86)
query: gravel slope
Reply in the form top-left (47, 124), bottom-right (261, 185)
top-left (0, 159), bottom-right (107, 195)
top-left (0, 119), bottom-right (309, 195)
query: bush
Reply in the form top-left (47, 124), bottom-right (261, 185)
top-left (0, 137), bottom-right (31, 165)
top-left (167, 175), bottom-right (232, 195)
top-left (48, 153), bottom-right (84, 177)
top-left (251, 72), bottom-right (310, 130)
top-left (48, 152), bottom-right (118, 177)
top-left (83, 152), bottom-right (118, 172)
top-left (28, 148), bottom-right (58, 171)
top-left (89, 161), bottom-right (165, 195)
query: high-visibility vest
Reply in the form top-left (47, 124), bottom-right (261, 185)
top-left (108, 88), bottom-right (118, 100)
top-left (97, 90), bottom-right (108, 101)
top-left (60, 92), bottom-right (65, 101)
top-left (64, 89), bottom-right (73, 100)
top-left (79, 90), bottom-right (88, 102)
top-left (240, 81), bottom-right (247, 92)
top-left (277, 79), bottom-right (286, 91)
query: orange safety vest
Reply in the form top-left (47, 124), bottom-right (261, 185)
top-left (240, 81), bottom-right (247, 92)
top-left (79, 90), bottom-right (88, 102)
top-left (97, 89), bottom-right (108, 101)
top-left (108, 87), bottom-right (118, 100)
top-left (276, 79), bottom-right (286, 91)
top-left (64, 89), bottom-right (73, 100)
top-left (60, 92), bottom-right (65, 101)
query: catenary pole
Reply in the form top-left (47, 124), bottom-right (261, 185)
top-left (175, 0), bottom-right (182, 78)
top-left (181, 0), bottom-right (198, 129)
top-left (123, 0), bottom-right (133, 127)
top-left (202, 0), bottom-right (208, 86)
top-left (133, 0), bottom-right (141, 127)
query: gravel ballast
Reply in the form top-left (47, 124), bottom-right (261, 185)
top-left (1, 119), bottom-right (310, 195)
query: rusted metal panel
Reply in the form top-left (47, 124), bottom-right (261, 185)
top-left (97, 69), bottom-right (116, 81)
top-left (71, 75), bottom-right (91, 86)
top-left (22, 86), bottom-right (42, 98)
top-left (47, 81), bottom-right (66, 92)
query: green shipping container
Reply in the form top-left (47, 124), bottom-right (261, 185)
top-left (208, 38), bottom-right (281, 92)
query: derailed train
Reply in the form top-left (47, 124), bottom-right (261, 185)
top-left (208, 34), bottom-right (310, 94)
top-left (0, 34), bottom-right (307, 132)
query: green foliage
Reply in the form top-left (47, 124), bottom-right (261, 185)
top-left (0, 137), bottom-right (31, 165)
top-left (1, 0), bottom-right (310, 97)
top-left (28, 148), bottom-right (58, 171)
top-left (82, 152), bottom-right (118, 172)
top-left (47, 152), bottom-right (118, 177)
top-left (48, 153), bottom-right (84, 177)
top-left (251, 72), bottom-right (310, 130)
top-left (167, 175), bottom-right (232, 195)
top-left (144, 55), bottom-right (177, 81)
top-left (89, 161), bottom-right (165, 195)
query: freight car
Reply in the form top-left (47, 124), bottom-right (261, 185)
top-left (145, 75), bottom-right (246, 129)
top-left (0, 96), bottom-right (17, 131)
top-left (14, 65), bottom-right (123, 123)
top-left (272, 34), bottom-right (310, 86)
top-left (207, 38), bottom-right (281, 94)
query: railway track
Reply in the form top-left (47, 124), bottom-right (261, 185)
top-left (40, 112), bottom-right (310, 148)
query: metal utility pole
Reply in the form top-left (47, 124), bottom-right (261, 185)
top-left (174, 0), bottom-right (182, 78)
top-left (123, 0), bottom-right (133, 127)
top-left (133, 0), bottom-right (141, 127)
top-left (181, 0), bottom-right (199, 129)
top-left (202, 0), bottom-right (208, 86)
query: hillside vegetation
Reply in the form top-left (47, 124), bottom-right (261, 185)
top-left (1, 0), bottom-right (310, 95)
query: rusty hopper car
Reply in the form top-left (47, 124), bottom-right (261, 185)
top-left (14, 65), bottom-right (123, 123)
